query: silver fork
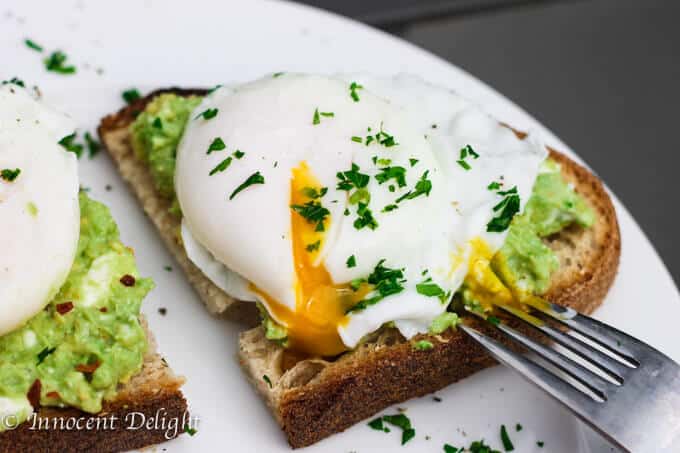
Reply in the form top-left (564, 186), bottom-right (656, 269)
top-left (459, 300), bottom-right (680, 452)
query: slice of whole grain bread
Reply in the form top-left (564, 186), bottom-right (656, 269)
top-left (0, 318), bottom-right (188, 453)
top-left (99, 89), bottom-right (620, 448)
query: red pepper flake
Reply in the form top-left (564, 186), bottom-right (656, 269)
top-left (55, 301), bottom-right (74, 315)
top-left (46, 391), bottom-right (60, 399)
top-left (99, 307), bottom-right (108, 313)
top-left (27, 379), bottom-right (41, 410)
top-left (75, 361), bottom-right (101, 374)
top-left (119, 274), bottom-right (136, 287)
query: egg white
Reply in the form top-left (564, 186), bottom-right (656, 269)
top-left (177, 73), bottom-right (546, 351)
top-left (0, 85), bottom-right (80, 336)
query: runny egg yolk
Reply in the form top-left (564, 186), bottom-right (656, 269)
top-left (463, 238), bottom-right (516, 311)
top-left (251, 162), bottom-right (368, 357)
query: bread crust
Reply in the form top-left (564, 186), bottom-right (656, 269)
top-left (99, 90), bottom-right (621, 449)
top-left (0, 319), bottom-right (188, 452)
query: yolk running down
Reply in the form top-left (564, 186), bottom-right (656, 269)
top-left (463, 238), bottom-right (534, 313)
top-left (251, 162), bottom-right (367, 357)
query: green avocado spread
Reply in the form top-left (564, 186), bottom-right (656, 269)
top-left (492, 159), bottom-right (594, 295)
top-left (129, 93), bottom-right (595, 343)
top-left (0, 193), bottom-right (153, 429)
top-left (130, 93), bottom-right (202, 211)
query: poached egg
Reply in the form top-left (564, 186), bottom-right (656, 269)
top-left (0, 84), bottom-right (80, 336)
top-left (176, 74), bottom-right (546, 356)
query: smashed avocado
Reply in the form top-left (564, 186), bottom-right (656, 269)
top-left (0, 193), bottom-right (153, 429)
top-left (130, 93), bottom-right (203, 206)
top-left (492, 159), bottom-right (594, 294)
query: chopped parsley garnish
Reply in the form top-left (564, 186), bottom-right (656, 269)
top-left (487, 181), bottom-right (502, 191)
top-left (37, 346), bottom-right (56, 364)
top-left (444, 444), bottom-right (463, 453)
top-left (229, 171), bottom-right (265, 200)
top-left (164, 266), bottom-right (173, 272)
top-left (1, 168), bottom-right (21, 182)
top-left (375, 124), bottom-right (398, 147)
top-left (395, 170), bottom-right (432, 203)
top-left (488, 316), bottom-right (501, 326)
top-left (84, 132), bottom-right (100, 158)
top-left (273, 72), bottom-right (284, 78)
top-left (2, 77), bottom-right (25, 87)
top-left (209, 157), bottom-right (232, 176)
top-left (383, 414), bottom-right (415, 445)
top-left (290, 200), bottom-right (330, 232)
top-left (349, 81), bottom-right (363, 102)
top-left (233, 149), bottom-right (245, 159)
top-left (184, 426), bottom-right (197, 436)
top-left (409, 158), bottom-right (419, 167)
top-left (122, 88), bottom-right (141, 104)
top-left (44, 51), bottom-right (76, 74)
top-left (515, 423), bottom-right (522, 432)
top-left (301, 186), bottom-right (328, 199)
top-left (207, 137), bottom-right (226, 154)
top-left (351, 136), bottom-right (363, 143)
top-left (25, 39), bottom-right (43, 52)
top-left (468, 440), bottom-right (501, 453)
top-left (413, 340), bottom-right (434, 351)
top-left (346, 255), bottom-right (356, 268)
top-left (263, 375), bottom-right (273, 387)
top-left (337, 163), bottom-right (370, 191)
top-left (368, 418), bottom-right (388, 432)
top-left (353, 202), bottom-right (378, 230)
top-left (152, 117), bottom-right (163, 129)
top-left (312, 108), bottom-right (334, 125)
top-left (306, 240), bottom-right (321, 252)
top-left (196, 108), bottom-right (218, 120)
top-left (486, 185), bottom-right (520, 232)
top-left (500, 425), bottom-right (514, 451)
top-left (416, 279), bottom-right (448, 302)
top-left (457, 144), bottom-right (479, 171)
top-left (457, 159), bottom-right (471, 170)
top-left (536, 441), bottom-right (544, 448)
top-left (375, 166), bottom-right (407, 188)
top-left (346, 259), bottom-right (405, 313)
top-left (382, 204), bottom-right (398, 212)
top-left (58, 133), bottom-right (84, 158)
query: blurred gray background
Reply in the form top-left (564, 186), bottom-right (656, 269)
top-left (300, 0), bottom-right (680, 284)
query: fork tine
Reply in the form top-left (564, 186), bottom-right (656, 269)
top-left (492, 320), bottom-right (611, 399)
top-left (497, 304), bottom-right (629, 383)
top-left (459, 324), bottom-right (602, 411)
top-left (524, 298), bottom-right (639, 366)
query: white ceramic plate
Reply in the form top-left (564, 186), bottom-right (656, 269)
top-left (2, 1), bottom-right (679, 452)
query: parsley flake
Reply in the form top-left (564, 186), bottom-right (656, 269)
top-left (37, 346), bottom-right (56, 365)
top-left (263, 374), bottom-right (273, 388)
top-left (25, 39), bottom-right (43, 52)
top-left (122, 88), bottom-right (141, 104)
top-left (196, 108), bottom-right (218, 120)
top-left (413, 340), bottom-right (434, 351)
top-left (409, 158), bottom-right (419, 167)
top-left (346, 255), bottom-right (356, 268)
top-left (305, 240), bottom-right (321, 252)
top-left (209, 157), bottom-right (232, 176)
top-left (233, 149), bottom-right (245, 159)
top-left (375, 166), bottom-right (407, 188)
top-left (207, 137), bottom-right (226, 154)
top-left (486, 185), bottom-right (520, 232)
top-left (58, 133), bottom-right (84, 158)
top-left (500, 425), bottom-right (514, 451)
top-left (346, 260), bottom-right (405, 313)
top-left (84, 132), bottom-right (100, 158)
top-left (1, 168), bottom-right (21, 182)
top-left (229, 172), bottom-right (265, 200)
top-left (301, 186), bottom-right (328, 199)
top-left (290, 201), bottom-right (330, 232)
top-left (44, 51), bottom-right (76, 74)
top-left (349, 81), bottom-right (363, 102)
top-left (395, 170), bottom-right (432, 203)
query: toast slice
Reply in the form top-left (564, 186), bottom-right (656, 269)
top-left (0, 318), bottom-right (188, 453)
top-left (99, 89), bottom-right (620, 448)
